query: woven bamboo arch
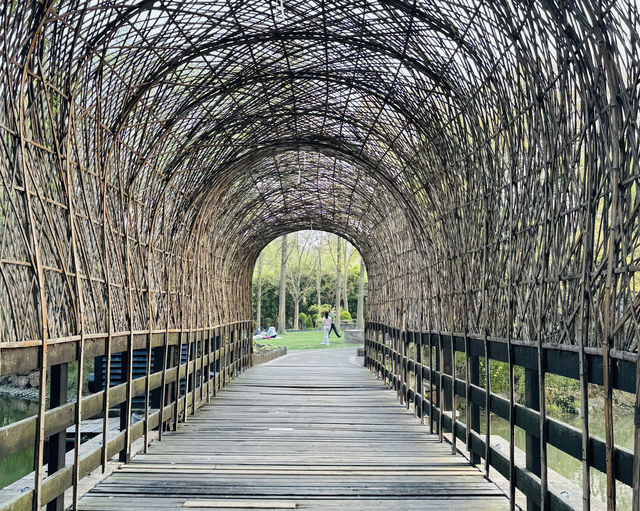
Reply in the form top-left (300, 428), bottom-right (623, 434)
top-left (0, 0), bottom-right (638, 350)
top-left (1, 2), bottom-right (640, 510)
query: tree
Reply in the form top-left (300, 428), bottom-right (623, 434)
top-left (251, 231), bottom-right (364, 331)
top-left (256, 252), bottom-right (263, 330)
top-left (335, 236), bottom-right (341, 330)
top-left (278, 234), bottom-right (288, 334)
top-left (316, 234), bottom-right (322, 320)
top-left (287, 233), bottom-right (313, 330)
top-left (342, 239), bottom-right (352, 314)
top-left (356, 257), bottom-right (365, 328)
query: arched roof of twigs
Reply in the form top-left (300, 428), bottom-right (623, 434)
top-left (0, 1), bottom-right (638, 350)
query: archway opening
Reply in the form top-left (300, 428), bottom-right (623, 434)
top-left (252, 231), bottom-right (368, 351)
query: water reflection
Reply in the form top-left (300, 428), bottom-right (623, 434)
top-left (478, 409), bottom-right (634, 510)
top-left (0, 397), bottom-right (38, 488)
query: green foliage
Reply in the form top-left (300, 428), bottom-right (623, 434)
top-left (479, 359), bottom-right (525, 401)
top-left (546, 374), bottom-right (579, 415)
top-left (305, 314), bottom-right (314, 329)
top-left (464, 355), bottom-right (579, 415)
top-left (253, 232), bottom-right (367, 331)
top-left (308, 303), bottom-right (331, 315)
top-left (340, 310), bottom-right (351, 320)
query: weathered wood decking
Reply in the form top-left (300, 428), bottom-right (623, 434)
top-left (79, 347), bottom-right (508, 510)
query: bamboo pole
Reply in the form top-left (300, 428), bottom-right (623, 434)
top-left (18, 13), bottom-right (55, 506)
top-left (66, 102), bottom-right (87, 511)
top-left (536, 163), bottom-right (551, 511)
top-left (118, 169), bottom-right (135, 463)
top-left (506, 165), bottom-right (516, 511)
top-left (482, 193), bottom-right (491, 481)
top-left (601, 31), bottom-right (623, 510)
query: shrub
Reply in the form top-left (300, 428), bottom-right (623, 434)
top-left (305, 314), bottom-right (314, 329)
top-left (546, 374), bottom-right (579, 415)
top-left (340, 310), bottom-right (352, 320)
top-left (550, 390), bottom-right (577, 415)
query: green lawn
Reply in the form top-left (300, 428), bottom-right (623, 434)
top-left (263, 329), bottom-right (355, 350)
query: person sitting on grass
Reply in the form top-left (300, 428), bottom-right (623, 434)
top-left (328, 308), bottom-right (341, 338)
top-left (321, 311), bottom-right (331, 345)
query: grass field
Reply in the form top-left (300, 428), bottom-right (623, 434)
top-left (261, 329), bottom-right (355, 350)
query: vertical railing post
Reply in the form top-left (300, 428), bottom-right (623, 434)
top-left (200, 330), bottom-right (205, 403)
top-left (184, 331), bottom-right (192, 421)
top-left (404, 333), bottom-right (410, 409)
top-left (451, 333), bottom-right (457, 454)
top-left (221, 325), bottom-right (227, 389)
top-left (437, 331), bottom-right (444, 442)
top-left (143, 328), bottom-right (153, 452)
top-left (173, 331), bottom-right (183, 430)
top-left (150, 345), bottom-right (164, 410)
top-left (391, 327), bottom-right (397, 393)
top-left (382, 325), bottom-right (387, 385)
top-left (190, 331), bottom-right (197, 416)
top-left (379, 324), bottom-right (383, 375)
top-left (397, 328), bottom-right (401, 397)
top-left (363, 323), bottom-right (368, 368)
top-left (420, 332), bottom-right (427, 424)
top-left (428, 331), bottom-right (434, 434)
top-left (415, 331), bottom-right (422, 419)
top-left (46, 363), bottom-right (68, 511)
top-left (214, 327), bottom-right (220, 395)
top-left (205, 327), bottom-right (212, 401)
top-left (468, 351), bottom-right (481, 465)
top-left (525, 366), bottom-right (542, 511)
top-left (119, 344), bottom-right (131, 462)
top-left (158, 328), bottom-right (170, 439)
top-left (170, 343), bottom-right (179, 430)
top-left (232, 327), bottom-right (236, 378)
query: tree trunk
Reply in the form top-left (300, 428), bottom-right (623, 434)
top-left (356, 257), bottom-right (365, 328)
top-left (316, 243), bottom-right (322, 327)
top-left (278, 234), bottom-right (288, 334)
top-left (342, 239), bottom-right (349, 314)
top-left (294, 300), bottom-right (300, 330)
top-left (336, 237), bottom-right (341, 331)
top-left (256, 252), bottom-right (263, 331)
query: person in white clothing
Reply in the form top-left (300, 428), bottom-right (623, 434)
top-left (321, 311), bottom-right (331, 345)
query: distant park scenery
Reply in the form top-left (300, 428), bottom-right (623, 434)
top-left (252, 231), bottom-right (367, 336)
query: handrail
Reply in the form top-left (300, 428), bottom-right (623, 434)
top-left (0, 319), bottom-right (253, 511)
top-left (364, 321), bottom-right (636, 510)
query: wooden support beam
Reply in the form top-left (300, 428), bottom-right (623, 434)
top-left (46, 363), bottom-right (68, 511)
top-left (525, 367), bottom-right (541, 511)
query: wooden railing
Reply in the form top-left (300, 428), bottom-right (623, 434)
top-left (364, 321), bottom-right (636, 511)
top-left (0, 320), bottom-right (253, 511)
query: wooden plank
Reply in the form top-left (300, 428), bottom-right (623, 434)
top-left (78, 348), bottom-right (508, 510)
top-left (183, 502), bottom-right (298, 509)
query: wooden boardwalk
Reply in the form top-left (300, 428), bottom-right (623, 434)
top-left (79, 347), bottom-right (508, 510)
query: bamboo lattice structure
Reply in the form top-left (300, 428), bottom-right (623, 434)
top-left (0, 1), bottom-right (639, 511)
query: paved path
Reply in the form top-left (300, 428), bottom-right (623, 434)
top-left (79, 347), bottom-right (508, 510)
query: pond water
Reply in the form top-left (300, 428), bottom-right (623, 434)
top-left (480, 407), bottom-right (634, 510)
top-left (0, 396), bottom-right (38, 488)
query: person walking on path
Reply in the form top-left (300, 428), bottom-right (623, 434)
top-left (329, 308), bottom-right (341, 338)
top-left (321, 311), bottom-right (332, 345)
